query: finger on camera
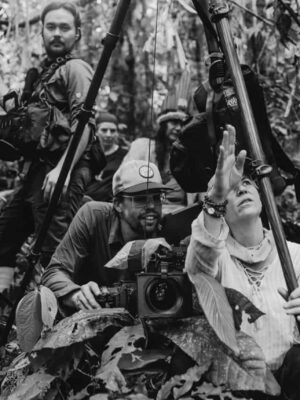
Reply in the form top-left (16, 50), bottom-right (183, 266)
top-left (99, 286), bottom-right (109, 295)
top-left (87, 281), bottom-right (101, 297)
top-left (81, 284), bottom-right (101, 309)
top-left (76, 293), bottom-right (91, 310)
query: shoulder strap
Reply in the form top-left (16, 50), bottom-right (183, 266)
top-left (32, 54), bottom-right (75, 105)
top-left (40, 53), bottom-right (74, 84)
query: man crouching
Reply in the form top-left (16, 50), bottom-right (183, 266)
top-left (41, 160), bottom-right (170, 312)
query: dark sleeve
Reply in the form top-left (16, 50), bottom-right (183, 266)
top-left (41, 203), bottom-right (94, 299)
top-left (62, 59), bottom-right (95, 131)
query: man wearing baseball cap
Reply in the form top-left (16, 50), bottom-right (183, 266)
top-left (41, 160), bottom-right (171, 312)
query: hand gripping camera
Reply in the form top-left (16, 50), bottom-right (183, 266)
top-left (136, 246), bottom-right (193, 319)
top-left (97, 245), bottom-right (193, 319)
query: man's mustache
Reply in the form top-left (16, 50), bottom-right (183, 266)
top-left (138, 211), bottom-right (160, 220)
top-left (50, 39), bottom-right (64, 45)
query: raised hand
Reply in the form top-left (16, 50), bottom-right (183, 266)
top-left (208, 125), bottom-right (247, 202)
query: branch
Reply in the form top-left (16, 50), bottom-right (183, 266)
top-left (284, 63), bottom-right (299, 118)
top-left (278, 0), bottom-right (300, 27)
top-left (229, 0), bottom-right (275, 27)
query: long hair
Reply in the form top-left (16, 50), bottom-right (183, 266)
top-left (155, 122), bottom-right (169, 183)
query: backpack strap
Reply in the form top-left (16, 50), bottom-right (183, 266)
top-left (29, 54), bottom-right (74, 100)
top-left (40, 53), bottom-right (74, 83)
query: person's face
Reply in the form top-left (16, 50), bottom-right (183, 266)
top-left (282, 188), bottom-right (297, 210)
top-left (117, 191), bottom-right (163, 237)
top-left (165, 119), bottom-right (183, 144)
top-left (42, 9), bottom-right (78, 59)
top-left (225, 177), bottom-right (262, 227)
top-left (96, 122), bottom-right (119, 151)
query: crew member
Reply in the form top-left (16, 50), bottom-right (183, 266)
top-left (86, 111), bottom-right (127, 202)
top-left (0, 1), bottom-right (102, 291)
top-left (41, 160), bottom-right (170, 312)
top-left (122, 108), bottom-right (189, 213)
top-left (185, 125), bottom-right (300, 399)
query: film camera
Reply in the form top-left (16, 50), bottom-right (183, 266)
top-left (97, 245), bottom-right (193, 319)
top-left (137, 245), bottom-right (192, 318)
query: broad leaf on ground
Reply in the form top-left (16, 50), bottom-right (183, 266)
top-left (158, 316), bottom-right (280, 396)
top-left (5, 369), bottom-right (56, 400)
top-left (118, 348), bottom-right (172, 371)
top-left (191, 381), bottom-right (248, 399)
top-left (40, 285), bottom-right (58, 330)
top-left (33, 307), bottom-right (132, 351)
top-left (157, 365), bottom-right (206, 400)
top-left (1, 353), bottom-right (31, 398)
top-left (15, 290), bottom-right (43, 352)
top-left (192, 272), bottom-right (240, 355)
top-left (96, 324), bottom-right (145, 393)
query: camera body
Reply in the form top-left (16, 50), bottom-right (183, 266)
top-left (95, 281), bottom-right (137, 315)
top-left (137, 245), bottom-right (192, 319)
top-left (97, 245), bottom-right (193, 319)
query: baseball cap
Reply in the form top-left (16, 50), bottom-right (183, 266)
top-left (113, 160), bottom-right (171, 196)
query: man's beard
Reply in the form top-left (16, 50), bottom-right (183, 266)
top-left (45, 40), bottom-right (74, 59)
top-left (127, 210), bottom-right (161, 238)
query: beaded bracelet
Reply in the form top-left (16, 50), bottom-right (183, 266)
top-left (203, 195), bottom-right (228, 218)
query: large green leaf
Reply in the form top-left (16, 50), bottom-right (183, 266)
top-left (158, 316), bottom-right (280, 396)
top-left (192, 272), bottom-right (239, 354)
top-left (15, 290), bottom-right (43, 352)
top-left (157, 365), bottom-right (205, 400)
top-left (33, 307), bottom-right (132, 351)
top-left (39, 285), bottom-right (58, 330)
top-left (15, 286), bottom-right (58, 353)
top-left (1, 353), bottom-right (31, 398)
top-left (118, 348), bottom-right (172, 371)
top-left (5, 369), bottom-right (56, 400)
top-left (96, 324), bottom-right (145, 393)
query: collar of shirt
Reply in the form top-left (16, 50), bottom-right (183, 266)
top-left (108, 209), bottom-right (124, 250)
top-left (226, 228), bottom-right (276, 267)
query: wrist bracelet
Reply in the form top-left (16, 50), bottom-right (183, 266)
top-left (204, 195), bottom-right (227, 207)
top-left (203, 195), bottom-right (228, 218)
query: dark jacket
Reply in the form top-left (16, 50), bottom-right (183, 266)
top-left (41, 201), bottom-right (125, 299)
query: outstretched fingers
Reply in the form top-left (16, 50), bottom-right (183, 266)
top-left (221, 129), bottom-right (229, 157)
top-left (235, 150), bottom-right (247, 174)
top-left (215, 145), bottom-right (225, 176)
top-left (227, 124), bottom-right (236, 156)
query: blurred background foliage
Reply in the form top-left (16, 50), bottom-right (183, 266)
top-left (0, 0), bottom-right (299, 158)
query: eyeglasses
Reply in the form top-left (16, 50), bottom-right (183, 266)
top-left (121, 193), bottom-right (165, 208)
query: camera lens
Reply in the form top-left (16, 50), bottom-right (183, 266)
top-left (145, 278), bottom-right (183, 313)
